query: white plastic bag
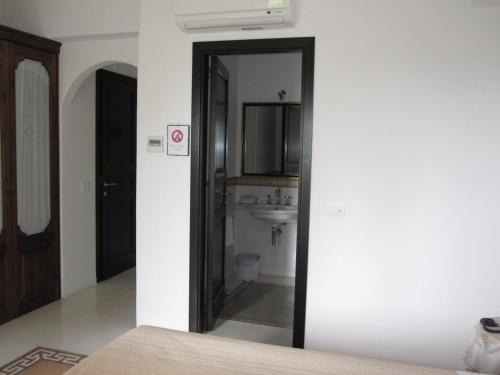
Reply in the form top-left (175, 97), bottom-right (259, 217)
top-left (465, 318), bottom-right (500, 374)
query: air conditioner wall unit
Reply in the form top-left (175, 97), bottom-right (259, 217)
top-left (174, 0), bottom-right (296, 33)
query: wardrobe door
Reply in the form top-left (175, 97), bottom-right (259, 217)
top-left (11, 44), bottom-right (59, 315)
top-left (0, 40), bottom-right (10, 324)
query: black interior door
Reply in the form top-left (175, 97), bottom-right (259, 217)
top-left (96, 69), bottom-right (137, 282)
top-left (204, 57), bottom-right (229, 330)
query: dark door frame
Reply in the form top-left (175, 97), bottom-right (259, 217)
top-left (189, 37), bottom-right (315, 348)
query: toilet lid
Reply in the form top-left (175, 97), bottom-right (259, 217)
top-left (235, 253), bottom-right (260, 266)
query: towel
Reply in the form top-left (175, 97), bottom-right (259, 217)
top-left (225, 215), bottom-right (234, 246)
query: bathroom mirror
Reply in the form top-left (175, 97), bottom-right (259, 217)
top-left (242, 103), bottom-right (301, 177)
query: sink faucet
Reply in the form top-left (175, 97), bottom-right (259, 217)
top-left (275, 188), bottom-right (281, 205)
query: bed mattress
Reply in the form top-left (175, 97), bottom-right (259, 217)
top-left (66, 326), bottom-right (459, 375)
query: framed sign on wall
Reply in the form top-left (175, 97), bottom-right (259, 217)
top-left (167, 124), bottom-right (190, 156)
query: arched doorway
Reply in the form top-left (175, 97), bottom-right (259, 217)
top-left (61, 62), bottom-right (137, 297)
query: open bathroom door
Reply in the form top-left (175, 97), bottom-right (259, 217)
top-left (204, 56), bottom-right (229, 331)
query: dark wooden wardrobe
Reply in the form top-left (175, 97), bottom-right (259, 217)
top-left (0, 25), bottom-right (61, 324)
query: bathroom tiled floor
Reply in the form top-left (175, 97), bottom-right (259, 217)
top-left (209, 319), bottom-right (293, 347)
top-left (220, 282), bottom-right (294, 328)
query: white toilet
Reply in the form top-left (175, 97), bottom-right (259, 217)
top-left (235, 253), bottom-right (260, 282)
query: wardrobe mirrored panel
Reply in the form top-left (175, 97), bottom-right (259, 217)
top-left (15, 59), bottom-right (51, 235)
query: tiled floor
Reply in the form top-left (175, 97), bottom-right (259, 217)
top-left (209, 319), bottom-right (292, 347)
top-left (220, 282), bottom-right (294, 328)
top-left (0, 268), bottom-right (293, 367)
top-left (215, 277), bottom-right (294, 347)
top-left (0, 269), bottom-right (136, 366)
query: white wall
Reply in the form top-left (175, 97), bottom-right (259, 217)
top-left (0, 0), bottom-right (139, 39)
top-left (61, 73), bottom-right (97, 295)
top-left (137, 0), bottom-right (500, 369)
top-left (237, 53), bottom-right (302, 103)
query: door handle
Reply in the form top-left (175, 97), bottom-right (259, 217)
top-left (102, 182), bottom-right (118, 187)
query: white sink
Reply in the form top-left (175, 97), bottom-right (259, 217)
top-left (239, 203), bottom-right (298, 225)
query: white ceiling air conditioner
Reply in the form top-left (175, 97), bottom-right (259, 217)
top-left (174, 0), bottom-right (296, 33)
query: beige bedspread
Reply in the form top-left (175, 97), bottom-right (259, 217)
top-left (66, 326), bottom-right (455, 375)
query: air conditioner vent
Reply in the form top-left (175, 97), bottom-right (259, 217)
top-left (174, 0), bottom-right (295, 33)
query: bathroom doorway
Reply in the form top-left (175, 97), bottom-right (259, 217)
top-left (189, 38), bottom-right (314, 348)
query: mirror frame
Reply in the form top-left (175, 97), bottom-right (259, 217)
top-left (241, 102), bottom-right (301, 177)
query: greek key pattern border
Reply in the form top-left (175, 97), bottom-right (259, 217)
top-left (0, 347), bottom-right (87, 375)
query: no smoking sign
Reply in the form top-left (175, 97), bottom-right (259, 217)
top-left (167, 125), bottom-right (190, 156)
top-left (172, 129), bottom-right (184, 143)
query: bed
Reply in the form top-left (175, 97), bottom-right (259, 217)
top-left (65, 326), bottom-right (468, 375)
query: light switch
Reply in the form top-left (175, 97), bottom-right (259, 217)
top-left (328, 204), bottom-right (346, 217)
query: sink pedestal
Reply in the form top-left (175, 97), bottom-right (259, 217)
top-left (271, 224), bottom-right (283, 247)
